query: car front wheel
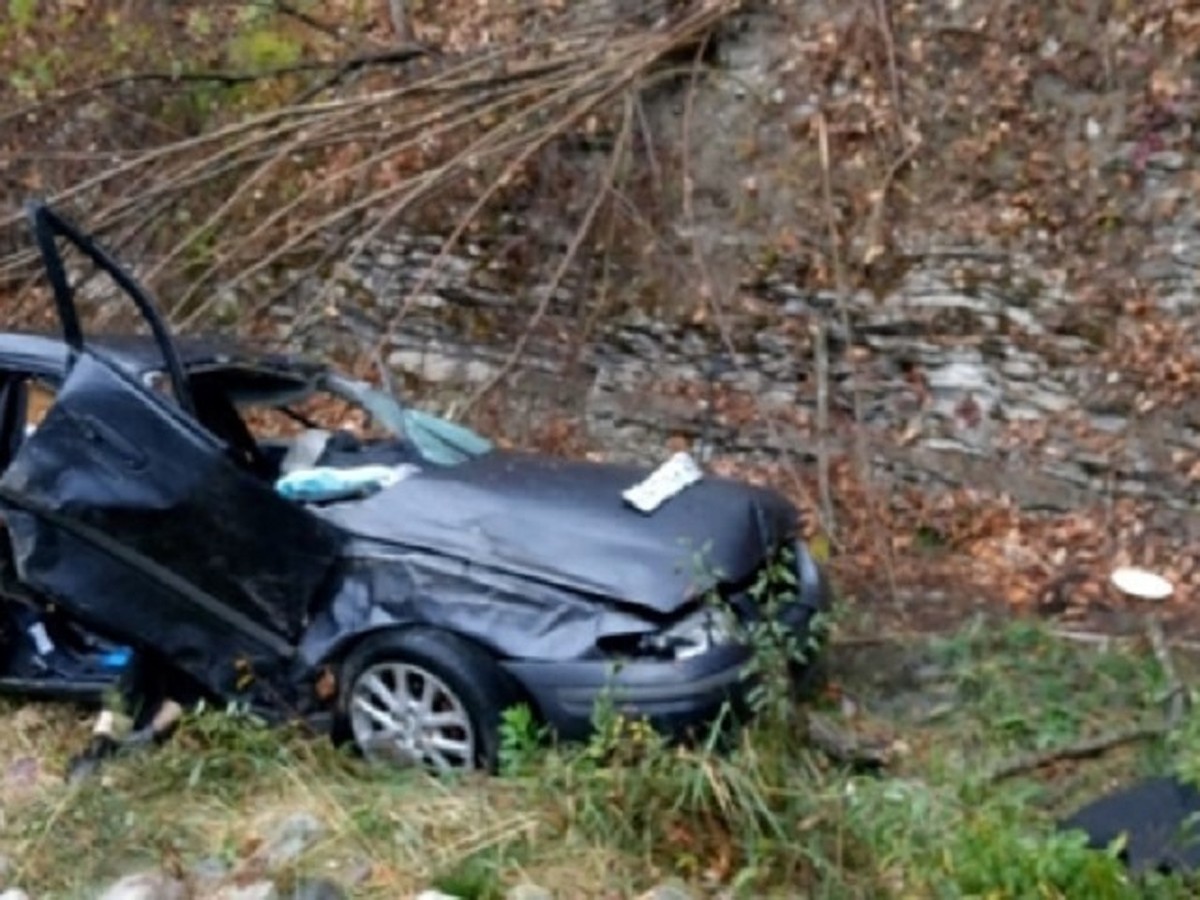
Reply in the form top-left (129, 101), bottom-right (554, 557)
top-left (337, 627), bottom-right (518, 773)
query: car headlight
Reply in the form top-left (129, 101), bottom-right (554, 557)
top-left (638, 604), bottom-right (737, 660)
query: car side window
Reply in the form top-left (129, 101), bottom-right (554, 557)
top-left (0, 374), bottom-right (56, 478)
top-left (25, 378), bottom-right (57, 434)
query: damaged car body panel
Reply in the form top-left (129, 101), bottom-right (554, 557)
top-left (0, 204), bottom-right (345, 701)
top-left (0, 201), bottom-right (835, 770)
top-left (0, 355), bottom-right (344, 647)
top-left (314, 449), bottom-right (799, 615)
top-left (298, 545), bottom-right (664, 668)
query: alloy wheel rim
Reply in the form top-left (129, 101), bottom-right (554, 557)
top-left (348, 661), bottom-right (476, 771)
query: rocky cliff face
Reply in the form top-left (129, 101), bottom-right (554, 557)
top-left (273, 3), bottom-right (1197, 544)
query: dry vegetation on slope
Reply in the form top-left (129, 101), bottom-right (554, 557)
top-left (2, 0), bottom-right (1197, 635)
top-left (1, 2), bottom-right (1200, 896)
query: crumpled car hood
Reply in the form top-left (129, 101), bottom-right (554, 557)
top-left (315, 451), bottom-right (798, 614)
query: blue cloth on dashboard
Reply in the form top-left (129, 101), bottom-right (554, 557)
top-left (274, 464), bottom-right (413, 503)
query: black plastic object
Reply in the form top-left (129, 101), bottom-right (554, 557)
top-left (1060, 775), bottom-right (1200, 874)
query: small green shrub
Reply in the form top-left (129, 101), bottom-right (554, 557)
top-left (431, 850), bottom-right (505, 900)
top-left (497, 702), bottom-right (547, 777)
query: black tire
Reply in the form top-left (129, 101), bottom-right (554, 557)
top-left (336, 627), bottom-right (521, 774)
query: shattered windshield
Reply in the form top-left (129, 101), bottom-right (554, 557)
top-left (319, 374), bottom-right (494, 467)
top-left (154, 362), bottom-right (494, 469)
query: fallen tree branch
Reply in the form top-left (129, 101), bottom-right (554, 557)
top-left (193, 58), bottom-right (601, 327)
top-left (988, 723), bottom-right (1167, 782)
top-left (354, 3), bottom-right (743, 368)
top-left (1, 0), bottom-right (750, 351)
top-left (0, 47), bottom-right (434, 134)
top-left (91, 46), bottom-right (433, 88)
top-left (816, 112), bottom-right (899, 600)
top-left (0, 43), bottom-right (576, 244)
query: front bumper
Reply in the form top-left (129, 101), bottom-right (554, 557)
top-left (504, 542), bottom-right (833, 742)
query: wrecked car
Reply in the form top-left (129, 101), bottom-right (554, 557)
top-left (0, 201), bottom-right (834, 772)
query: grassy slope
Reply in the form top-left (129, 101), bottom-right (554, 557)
top-left (2, 617), bottom-right (1197, 898)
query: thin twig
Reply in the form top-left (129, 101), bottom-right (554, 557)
top-left (860, 135), bottom-right (921, 268)
top-left (1051, 627), bottom-right (1200, 658)
top-left (870, 0), bottom-right (905, 134)
top-left (816, 112), bottom-right (898, 601)
top-left (460, 95), bottom-right (635, 414)
top-left (0, 47), bottom-right (432, 133)
top-left (89, 47), bottom-right (433, 88)
top-left (812, 318), bottom-right (835, 537)
top-left (1147, 614), bottom-right (1192, 729)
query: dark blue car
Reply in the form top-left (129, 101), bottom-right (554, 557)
top-left (0, 202), bottom-right (833, 772)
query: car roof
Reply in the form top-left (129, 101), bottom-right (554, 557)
top-left (0, 331), bottom-right (326, 381)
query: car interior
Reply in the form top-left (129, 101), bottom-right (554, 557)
top-left (182, 365), bottom-right (422, 480)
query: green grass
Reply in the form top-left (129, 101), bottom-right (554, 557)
top-left (1, 616), bottom-right (1197, 898)
top-left (895, 619), bottom-right (1168, 771)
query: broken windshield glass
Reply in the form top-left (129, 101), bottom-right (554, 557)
top-left (321, 374), bottom-right (493, 467)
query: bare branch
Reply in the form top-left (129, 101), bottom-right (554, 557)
top-left (817, 111), bottom-right (898, 594)
top-left (989, 724), bottom-right (1167, 782)
top-left (461, 94), bottom-right (635, 413)
top-left (387, 0), bottom-right (412, 43)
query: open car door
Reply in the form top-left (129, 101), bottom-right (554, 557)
top-left (0, 202), bottom-right (345, 698)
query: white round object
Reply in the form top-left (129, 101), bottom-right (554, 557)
top-left (1110, 566), bottom-right (1174, 601)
